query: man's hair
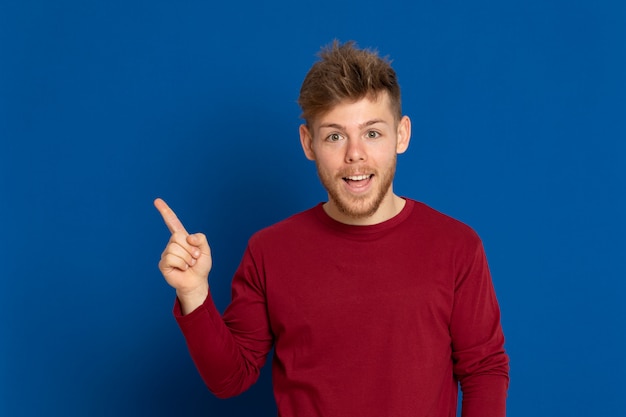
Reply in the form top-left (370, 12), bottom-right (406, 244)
top-left (298, 40), bottom-right (402, 125)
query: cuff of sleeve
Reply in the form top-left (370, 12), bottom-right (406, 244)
top-left (172, 293), bottom-right (222, 328)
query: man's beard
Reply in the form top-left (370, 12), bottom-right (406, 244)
top-left (315, 156), bottom-right (396, 220)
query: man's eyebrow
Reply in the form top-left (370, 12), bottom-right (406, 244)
top-left (318, 119), bottom-right (388, 130)
top-left (318, 122), bottom-right (345, 130)
top-left (360, 119), bottom-right (387, 128)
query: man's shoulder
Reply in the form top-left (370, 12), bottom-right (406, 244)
top-left (405, 198), bottom-right (482, 243)
top-left (249, 204), bottom-right (321, 244)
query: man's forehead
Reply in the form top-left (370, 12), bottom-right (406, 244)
top-left (311, 93), bottom-right (395, 129)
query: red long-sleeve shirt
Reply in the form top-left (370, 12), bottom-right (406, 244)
top-left (174, 199), bottom-right (509, 416)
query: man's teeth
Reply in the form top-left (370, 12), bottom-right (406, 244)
top-left (345, 175), bottom-right (370, 181)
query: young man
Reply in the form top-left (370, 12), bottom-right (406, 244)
top-left (155, 41), bottom-right (509, 416)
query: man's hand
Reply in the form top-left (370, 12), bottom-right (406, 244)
top-left (154, 198), bottom-right (212, 314)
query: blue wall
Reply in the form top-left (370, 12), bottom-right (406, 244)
top-left (1, 1), bottom-right (624, 416)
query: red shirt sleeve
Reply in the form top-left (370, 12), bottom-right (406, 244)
top-left (450, 239), bottom-right (510, 417)
top-left (174, 245), bottom-right (273, 398)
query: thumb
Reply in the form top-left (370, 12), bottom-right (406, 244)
top-left (187, 232), bottom-right (211, 255)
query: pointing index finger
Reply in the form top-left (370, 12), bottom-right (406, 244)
top-left (154, 198), bottom-right (189, 235)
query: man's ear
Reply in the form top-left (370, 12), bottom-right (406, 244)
top-left (396, 115), bottom-right (411, 154)
top-left (299, 124), bottom-right (316, 161)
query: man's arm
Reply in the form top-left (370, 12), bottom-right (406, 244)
top-left (155, 198), bottom-right (272, 398)
top-left (450, 239), bottom-right (510, 417)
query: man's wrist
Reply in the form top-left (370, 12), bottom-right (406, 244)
top-left (176, 284), bottom-right (209, 315)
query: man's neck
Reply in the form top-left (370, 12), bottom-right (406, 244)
top-left (323, 194), bottom-right (406, 226)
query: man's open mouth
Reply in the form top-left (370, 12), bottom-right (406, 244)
top-left (343, 174), bottom-right (374, 187)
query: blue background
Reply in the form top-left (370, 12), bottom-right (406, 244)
top-left (1, 0), bottom-right (624, 416)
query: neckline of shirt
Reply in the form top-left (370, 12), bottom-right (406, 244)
top-left (313, 198), bottom-right (415, 238)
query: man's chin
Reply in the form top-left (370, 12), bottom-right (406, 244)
top-left (331, 196), bottom-right (381, 220)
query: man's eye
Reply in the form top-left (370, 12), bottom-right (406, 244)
top-left (327, 133), bottom-right (342, 142)
top-left (367, 131), bottom-right (380, 139)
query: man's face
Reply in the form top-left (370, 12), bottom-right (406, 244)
top-left (300, 92), bottom-right (411, 224)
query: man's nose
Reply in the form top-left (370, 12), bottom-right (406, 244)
top-left (345, 137), bottom-right (366, 163)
